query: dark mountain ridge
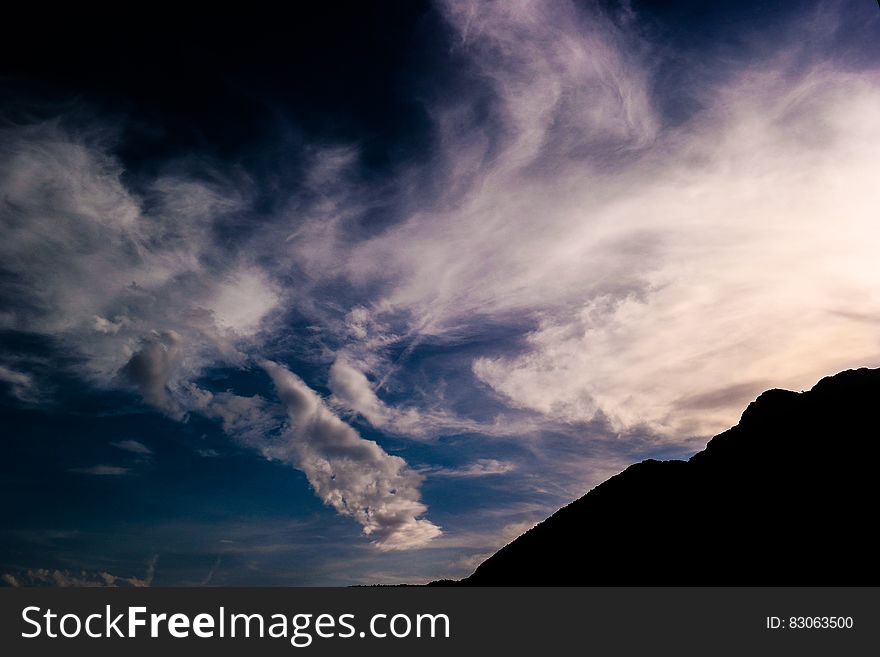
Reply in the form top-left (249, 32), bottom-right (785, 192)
top-left (438, 367), bottom-right (880, 585)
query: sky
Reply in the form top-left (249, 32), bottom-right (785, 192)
top-left (1, 0), bottom-right (879, 586)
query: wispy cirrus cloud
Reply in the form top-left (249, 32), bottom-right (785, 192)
top-left (110, 439), bottom-right (152, 456)
top-left (2, 0), bottom-right (879, 575)
top-left (420, 459), bottom-right (516, 478)
top-left (0, 121), bottom-right (440, 549)
top-left (68, 465), bottom-right (130, 476)
top-left (313, 0), bottom-right (880, 439)
top-left (0, 122), bottom-right (281, 391)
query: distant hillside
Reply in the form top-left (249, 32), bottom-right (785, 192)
top-left (439, 368), bottom-right (880, 585)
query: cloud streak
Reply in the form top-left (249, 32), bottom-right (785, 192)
top-left (261, 360), bottom-right (441, 550)
top-left (421, 459), bottom-right (516, 478)
top-left (110, 440), bottom-right (152, 456)
top-left (0, 365), bottom-right (37, 402)
top-left (68, 465), bottom-right (130, 476)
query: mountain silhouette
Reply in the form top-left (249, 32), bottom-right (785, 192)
top-left (437, 367), bottom-right (880, 585)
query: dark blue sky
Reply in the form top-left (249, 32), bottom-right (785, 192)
top-left (2, 0), bottom-right (878, 585)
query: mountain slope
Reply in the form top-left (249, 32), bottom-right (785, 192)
top-left (455, 367), bottom-right (880, 585)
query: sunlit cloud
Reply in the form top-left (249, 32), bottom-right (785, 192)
top-left (1, 0), bottom-right (877, 577)
top-left (319, 0), bottom-right (880, 439)
top-left (421, 459), bottom-right (516, 478)
top-left (261, 360), bottom-right (441, 550)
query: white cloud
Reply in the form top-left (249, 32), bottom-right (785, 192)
top-left (0, 124), bottom-right (445, 552)
top-left (340, 1), bottom-right (658, 331)
top-left (187, 387), bottom-right (280, 449)
top-left (206, 268), bottom-right (280, 335)
top-left (261, 360), bottom-right (441, 550)
top-left (328, 355), bottom-right (421, 433)
top-left (421, 459), bottom-right (516, 478)
top-left (0, 121), bottom-right (281, 410)
top-left (327, 351), bottom-right (551, 440)
top-left (470, 64), bottom-right (880, 436)
top-left (2, 0), bottom-right (878, 568)
top-left (110, 440), bottom-right (152, 455)
top-left (312, 2), bottom-right (880, 440)
top-left (93, 315), bottom-right (129, 334)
